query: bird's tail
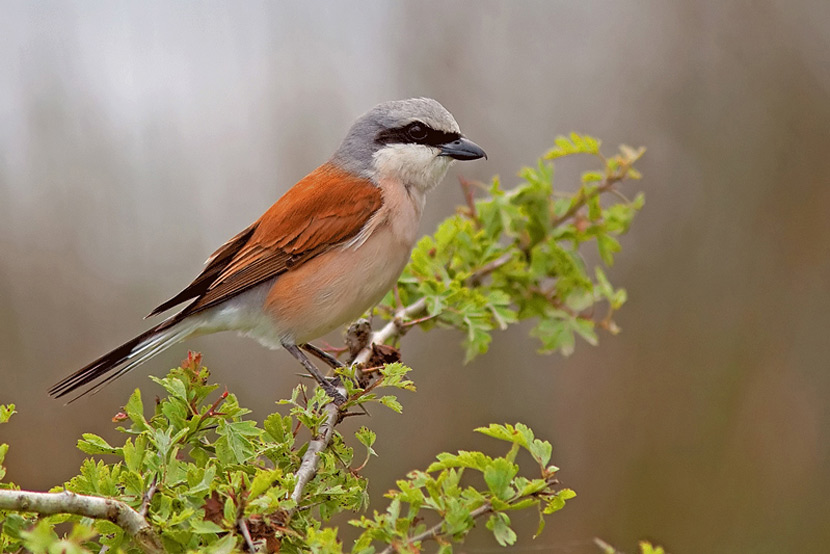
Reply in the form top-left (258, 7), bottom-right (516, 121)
top-left (49, 317), bottom-right (202, 402)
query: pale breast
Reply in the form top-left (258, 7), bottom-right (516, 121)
top-left (260, 177), bottom-right (425, 345)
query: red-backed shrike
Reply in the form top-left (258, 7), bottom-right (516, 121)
top-left (50, 98), bottom-right (486, 401)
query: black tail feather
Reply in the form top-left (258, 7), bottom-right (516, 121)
top-left (49, 322), bottom-right (171, 401)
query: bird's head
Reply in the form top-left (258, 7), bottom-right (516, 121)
top-left (331, 98), bottom-right (486, 193)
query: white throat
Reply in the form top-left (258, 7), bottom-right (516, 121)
top-left (370, 143), bottom-right (454, 193)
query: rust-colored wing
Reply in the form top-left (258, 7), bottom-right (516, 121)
top-left (148, 162), bottom-right (383, 318)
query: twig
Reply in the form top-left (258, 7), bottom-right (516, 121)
top-left (399, 314), bottom-right (437, 328)
top-left (238, 517), bottom-right (257, 553)
top-left (139, 476), bottom-right (158, 518)
top-left (593, 537), bottom-right (623, 554)
top-left (354, 298), bottom-right (427, 366)
top-left (550, 174), bottom-right (621, 228)
top-left (475, 253), bottom-right (513, 279)
top-left (353, 251), bottom-right (515, 366)
top-left (285, 402), bottom-right (339, 517)
top-left (458, 176), bottom-right (480, 222)
top-left (379, 502), bottom-right (493, 554)
top-left (467, 252), bottom-right (513, 286)
top-left (0, 489), bottom-right (164, 554)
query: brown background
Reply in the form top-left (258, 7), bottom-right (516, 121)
top-left (1, 2), bottom-right (829, 552)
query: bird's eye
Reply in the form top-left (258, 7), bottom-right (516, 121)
top-left (406, 123), bottom-right (429, 141)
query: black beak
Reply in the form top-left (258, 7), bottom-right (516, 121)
top-left (439, 137), bottom-right (487, 161)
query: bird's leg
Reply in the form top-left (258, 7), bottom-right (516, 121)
top-left (283, 342), bottom-right (346, 405)
top-left (301, 343), bottom-right (345, 369)
top-left (301, 342), bottom-right (373, 417)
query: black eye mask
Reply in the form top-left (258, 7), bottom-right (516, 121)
top-left (375, 121), bottom-right (461, 148)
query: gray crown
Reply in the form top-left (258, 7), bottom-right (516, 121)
top-left (331, 98), bottom-right (460, 176)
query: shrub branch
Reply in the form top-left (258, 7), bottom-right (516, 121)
top-left (0, 489), bottom-right (163, 554)
top-left (287, 402), bottom-right (340, 515)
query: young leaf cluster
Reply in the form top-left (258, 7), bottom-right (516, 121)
top-left (0, 354), bottom-right (412, 553)
top-left (382, 134), bottom-right (644, 359)
top-left (351, 423), bottom-right (574, 553)
top-left (1, 358), bottom-right (569, 554)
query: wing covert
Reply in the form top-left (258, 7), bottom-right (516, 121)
top-left (150, 163), bottom-right (383, 318)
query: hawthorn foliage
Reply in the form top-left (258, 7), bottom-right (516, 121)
top-left (0, 135), bottom-right (646, 553)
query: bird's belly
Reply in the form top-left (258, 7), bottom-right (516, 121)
top-left (192, 280), bottom-right (286, 349)
top-left (263, 225), bottom-right (413, 345)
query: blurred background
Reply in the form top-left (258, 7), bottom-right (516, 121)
top-left (1, 1), bottom-right (829, 552)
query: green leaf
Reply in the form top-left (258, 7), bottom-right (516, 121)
top-left (532, 316), bottom-right (576, 356)
top-left (77, 433), bottom-right (120, 456)
top-left (581, 170), bottom-right (604, 183)
top-left (204, 533), bottom-right (238, 554)
top-left (223, 496), bottom-right (236, 524)
top-left (355, 426), bottom-right (378, 462)
top-left (379, 362), bottom-right (416, 390)
top-left (0, 443), bottom-right (8, 480)
top-left (263, 412), bottom-right (294, 446)
top-left (215, 420), bottom-right (260, 464)
top-left (640, 541), bottom-right (667, 554)
top-left (189, 519), bottom-right (225, 534)
top-left (535, 508), bottom-right (546, 538)
top-left (527, 437), bottom-right (553, 468)
top-left (486, 512), bottom-right (517, 546)
top-left (0, 404), bottom-right (16, 423)
top-left (543, 488), bottom-right (576, 514)
top-left (572, 318), bottom-right (598, 346)
top-left (123, 389), bottom-right (149, 431)
top-left (249, 468), bottom-right (282, 499)
top-left (475, 423), bottom-right (516, 443)
top-left (428, 450), bottom-right (492, 472)
top-left (121, 436), bottom-right (147, 472)
top-left (483, 458), bottom-right (518, 501)
top-left (597, 233), bottom-right (621, 266)
top-left (152, 374), bottom-right (188, 400)
top-left (443, 495), bottom-right (471, 535)
top-left (2, 513), bottom-right (28, 541)
top-left (19, 520), bottom-right (60, 553)
top-left (379, 395), bottom-right (403, 414)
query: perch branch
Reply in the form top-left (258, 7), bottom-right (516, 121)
top-left (353, 252), bottom-right (513, 366)
top-left (285, 402), bottom-right (339, 517)
top-left (354, 298), bottom-right (427, 366)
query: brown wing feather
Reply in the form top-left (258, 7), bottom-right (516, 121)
top-left (146, 224), bottom-right (258, 317)
top-left (150, 162), bottom-right (383, 318)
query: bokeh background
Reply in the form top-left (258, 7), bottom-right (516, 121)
top-left (2, 2), bottom-right (829, 552)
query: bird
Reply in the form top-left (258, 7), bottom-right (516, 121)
top-left (50, 98), bottom-right (486, 402)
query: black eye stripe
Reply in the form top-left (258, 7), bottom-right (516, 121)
top-left (376, 121), bottom-right (461, 147)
